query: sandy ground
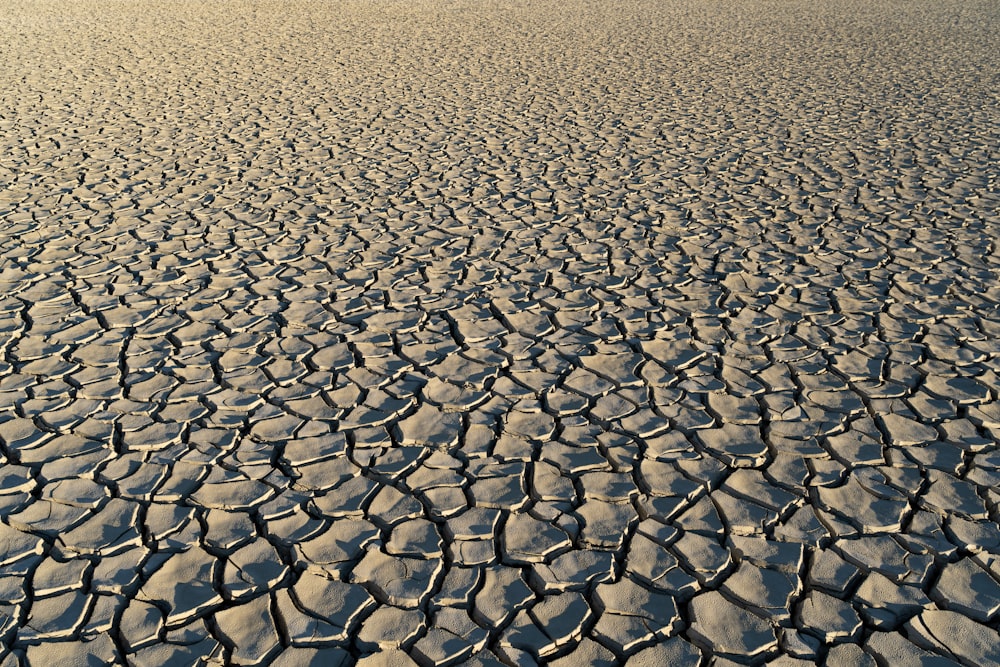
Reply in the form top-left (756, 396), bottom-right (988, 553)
top-left (1, 0), bottom-right (999, 664)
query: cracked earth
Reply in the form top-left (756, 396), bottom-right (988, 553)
top-left (1, 0), bottom-right (1000, 665)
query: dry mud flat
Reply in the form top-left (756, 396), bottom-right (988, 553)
top-left (1, 0), bottom-right (999, 665)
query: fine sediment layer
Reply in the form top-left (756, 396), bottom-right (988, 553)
top-left (1, 1), bottom-right (999, 665)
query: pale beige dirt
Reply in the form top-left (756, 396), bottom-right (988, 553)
top-left (1, 1), bottom-right (999, 665)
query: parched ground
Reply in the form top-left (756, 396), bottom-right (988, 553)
top-left (1, 0), bottom-right (999, 665)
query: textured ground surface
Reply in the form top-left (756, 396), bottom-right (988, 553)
top-left (2, 0), bottom-right (1000, 665)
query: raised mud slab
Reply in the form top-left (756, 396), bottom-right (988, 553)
top-left (1, 0), bottom-right (999, 665)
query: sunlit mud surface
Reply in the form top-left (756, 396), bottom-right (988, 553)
top-left (1, 1), bottom-right (999, 664)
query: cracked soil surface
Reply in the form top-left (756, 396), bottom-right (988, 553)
top-left (1, 0), bottom-right (999, 665)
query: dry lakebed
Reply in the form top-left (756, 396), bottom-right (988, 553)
top-left (0, 0), bottom-right (999, 665)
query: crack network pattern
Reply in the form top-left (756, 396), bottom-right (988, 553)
top-left (0, 0), bottom-right (999, 665)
